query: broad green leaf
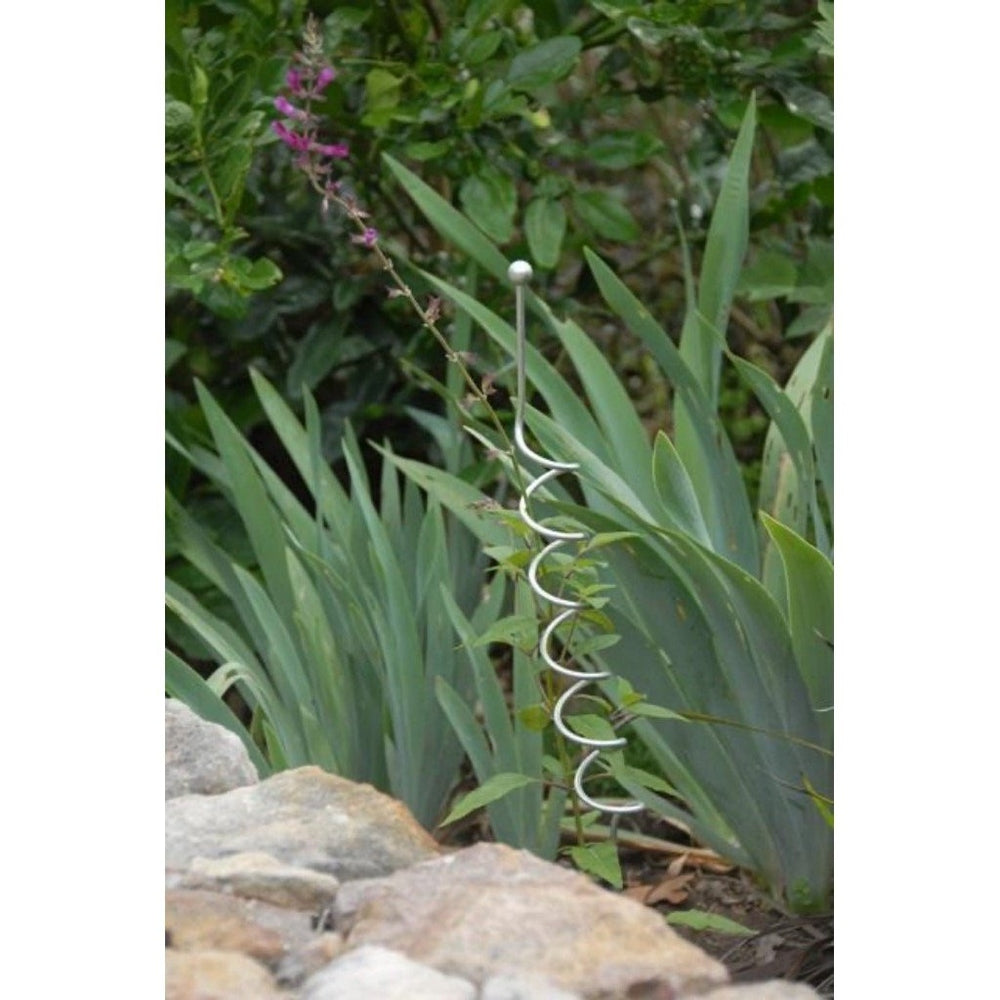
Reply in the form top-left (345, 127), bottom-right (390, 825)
top-left (524, 197), bottom-right (566, 269)
top-left (760, 513), bottom-right (833, 741)
top-left (463, 29), bottom-right (504, 64)
top-left (196, 380), bottom-right (296, 626)
top-left (471, 613), bottom-right (539, 650)
top-left (587, 130), bottom-right (664, 169)
top-left (584, 249), bottom-right (758, 570)
top-left (550, 314), bottom-right (657, 512)
top-left (383, 153), bottom-right (509, 281)
top-left (776, 81), bottom-right (834, 132)
top-left (441, 772), bottom-right (540, 825)
top-left (460, 166), bottom-right (516, 244)
top-left (211, 140), bottom-right (252, 219)
top-left (613, 762), bottom-right (677, 795)
top-left (568, 841), bottom-right (622, 889)
top-left (165, 99), bottom-right (195, 141)
top-left (627, 702), bottom-right (686, 721)
top-left (690, 93), bottom-right (756, 394)
top-left (165, 339), bottom-right (187, 373)
top-left (665, 911), bottom-right (755, 936)
top-left (363, 68), bottom-right (403, 126)
top-left (572, 190), bottom-right (640, 242)
top-left (724, 343), bottom-right (824, 552)
top-left (517, 704), bottom-right (551, 732)
top-left (651, 431), bottom-right (712, 548)
top-left (508, 36), bottom-right (581, 90)
top-left (810, 327), bottom-right (833, 520)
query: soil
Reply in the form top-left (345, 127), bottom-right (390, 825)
top-left (618, 845), bottom-right (833, 998)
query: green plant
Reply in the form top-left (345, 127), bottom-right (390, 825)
top-left (165, 370), bottom-right (501, 829)
top-left (379, 96), bottom-right (833, 913)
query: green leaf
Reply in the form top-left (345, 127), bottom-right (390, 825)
top-left (587, 130), bottom-right (664, 170)
top-left (165, 658), bottom-right (270, 777)
top-left (363, 67), bottom-right (403, 126)
top-left (165, 339), bottom-right (187, 373)
top-left (508, 36), bottom-right (581, 91)
top-left (517, 704), bottom-right (552, 732)
top-left (650, 431), bottom-right (713, 547)
top-left (211, 140), bottom-right (252, 219)
top-left (572, 190), bottom-right (640, 242)
top-left (665, 910), bottom-right (755, 936)
top-left (565, 713), bottom-right (618, 743)
top-left (760, 513), bottom-right (833, 739)
top-left (402, 140), bottom-right (452, 161)
top-left (463, 29), bottom-right (504, 65)
top-left (689, 92), bottom-right (756, 396)
top-left (524, 197), bottom-right (566, 269)
top-left (441, 772), bottom-right (540, 825)
top-left (568, 841), bottom-right (623, 889)
top-left (627, 701), bottom-right (686, 721)
top-left (471, 613), bottom-right (539, 650)
top-left (460, 165), bottom-right (517, 244)
top-left (617, 764), bottom-right (676, 795)
top-left (383, 153), bottom-right (510, 281)
top-left (165, 99), bottom-right (195, 142)
top-left (776, 81), bottom-right (834, 132)
top-left (584, 248), bottom-right (758, 570)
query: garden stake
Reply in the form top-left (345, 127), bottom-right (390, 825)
top-left (508, 260), bottom-right (642, 816)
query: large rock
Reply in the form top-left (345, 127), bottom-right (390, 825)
top-left (166, 889), bottom-right (316, 967)
top-left (165, 949), bottom-right (287, 1000)
top-left (169, 851), bottom-right (341, 910)
top-left (332, 842), bottom-right (728, 999)
top-left (703, 984), bottom-right (821, 999)
top-left (166, 699), bottom-right (259, 799)
top-left (301, 945), bottom-right (476, 1000)
top-left (166, 766), bottom-right (440, 882)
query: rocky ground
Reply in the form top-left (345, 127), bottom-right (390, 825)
top-left (165, 699), bottom-right (823, 999)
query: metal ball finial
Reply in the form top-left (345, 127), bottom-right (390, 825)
top-left (507, 260), bottom-right (533, 285)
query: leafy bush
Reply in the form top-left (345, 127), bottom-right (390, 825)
top-left (165, 370), bottom-right (497, 828)
top-left (380, 97), bottom-right (833, 913)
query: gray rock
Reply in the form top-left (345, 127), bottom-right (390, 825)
top-left (481, 972), bottom-right (584, 999)
top-left (333, 842), bottom-right (727, 999)
top-left (166, 765), bottom-right (440, 882)
top-left (169, 851), bottom-right (340, 910)
top-left (301, 944), bottom-right (476, 1000)
top-left (166, 699), bottom-right (259, 799)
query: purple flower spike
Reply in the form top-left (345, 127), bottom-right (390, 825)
top-left (273, 121), bottom-right (310, 151)
top-left (286, 67), bottom-right (303, 94)
top-left (274, 95), bottom-right (300, 118)
top-left (315, 66), bottom-right (336, 92)
top-left (352, 227), bottom-right (379, 248)
top-left (312, 141), bottom-right (350, 159)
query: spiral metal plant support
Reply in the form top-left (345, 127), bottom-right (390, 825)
top-left (508, 260), bottom-right (642, 816)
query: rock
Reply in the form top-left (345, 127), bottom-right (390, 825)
top-left (166, 699), bottom-right (258, 799)
top-left (700, 984), bottom-right (822, 999)
top-left (166, 766), bottom-right (440, 882)
top-left (274, 933), bottom-right (347, 989)
top-left (166, 889), bottom-right (315, 968)
top-left (481, 972), bottom-right (585, 999)
top-left (300, 945), bottom-right (476, 1000)
top-left (169, 851), bottom-right (341, 910)
top-left (166, 949), bottom-right (287, 1000)
top-left (333, 842), bottom-right (727, 999)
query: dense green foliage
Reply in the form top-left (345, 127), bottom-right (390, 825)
top-left (166, 0), bottom-right (833, 914)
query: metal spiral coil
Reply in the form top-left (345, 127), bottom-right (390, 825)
top-left (508, 260), bottom-right (642, 816)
